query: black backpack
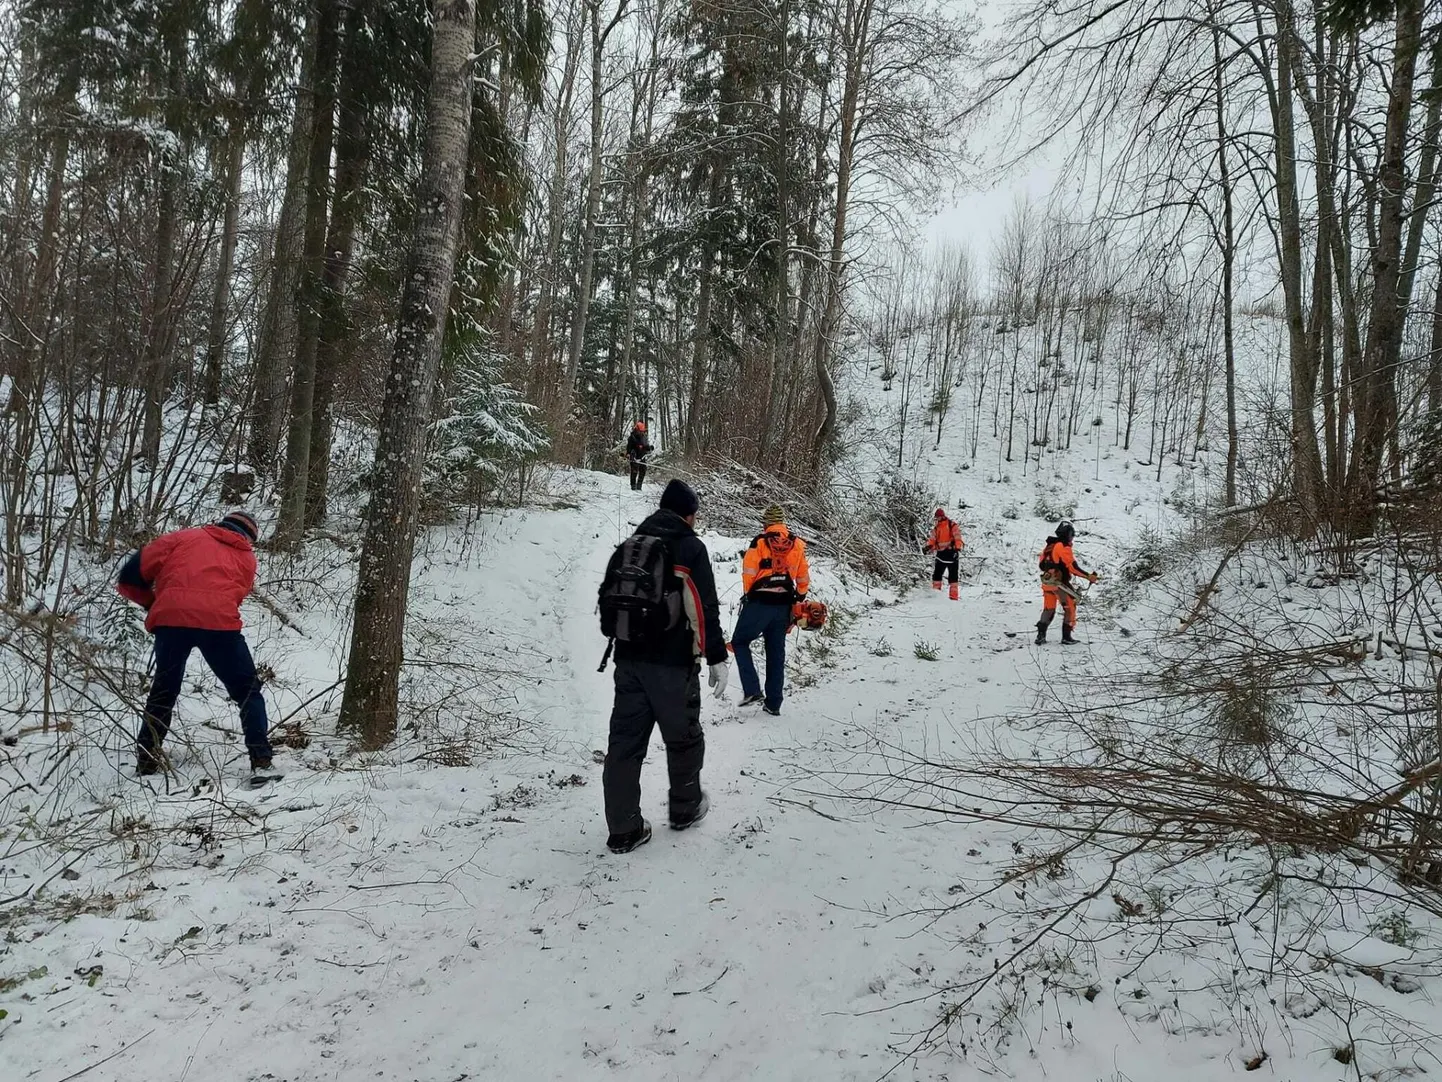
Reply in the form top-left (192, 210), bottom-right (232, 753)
top-left (599, 534), bottom-right (683, 643)
top-left (1038, 536), bottom-right (1061, 571)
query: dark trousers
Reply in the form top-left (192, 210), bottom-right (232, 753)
top-left (932, 551), bottom-right (959, 584)
top-left (629, 461), bottom-right (647, 490)
top-left (732, 600), bottom-right (790, 711)
top-left (603, 660), bottom-right (704, 834)
top-left (139, 627), bottom-right (272, 765)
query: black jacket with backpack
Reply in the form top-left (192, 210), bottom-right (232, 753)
top-left (626, 431), bottom-right (652, 462)
top-left (603, 509), bottom-right (728, 669)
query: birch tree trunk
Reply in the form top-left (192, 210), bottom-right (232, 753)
top-left (338, 0), bottom-right (478, 748)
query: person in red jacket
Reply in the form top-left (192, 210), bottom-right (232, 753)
top-left (117, 510), bottom-right (273, 776)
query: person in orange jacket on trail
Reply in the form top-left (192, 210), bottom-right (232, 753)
top-left (925, 508), bottom-right (965, 600)
top-left (732, 504), bottom-right (811, 716)
top-left (1036, 519), bottom-right (1097, 645)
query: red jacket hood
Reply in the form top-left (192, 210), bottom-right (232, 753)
top-left (205, 522), bottom-right (255, 552)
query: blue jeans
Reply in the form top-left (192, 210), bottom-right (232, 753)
top-left (732, 601), bottom-right (790, 711)
top-left (139, 627), bottom-right (272, 765)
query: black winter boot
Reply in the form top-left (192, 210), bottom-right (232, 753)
top-left (1060, 624), bottom-right (1077, 645)
top-left (607, 820), bottom-right (653, 854)
top-left (670, 792), bottom-right (710, 831)
top-left (1035, 612), bottom-right (1053, 644)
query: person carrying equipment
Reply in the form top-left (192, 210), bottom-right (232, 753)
top-left (115, 511), bottom-right (274, 777)
top-left (597, 479), bottom-right (729, 853)
top-left (1036, 519), bottom-right (1098, 645)
top-left (925, 507), bottom-right (965, 600)
top-left (732, 504), bottom-right (811, 716)
top-left (626, 422), bottom-right (653, 491)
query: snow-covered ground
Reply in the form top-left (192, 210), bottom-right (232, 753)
top-left (10, 443), bottom-right (1439, 1081)
top-left (7, 312), bottom-right (1442, 1080)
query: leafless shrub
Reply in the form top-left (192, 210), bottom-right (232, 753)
top-left (681, 457), bottom-right (940, 585)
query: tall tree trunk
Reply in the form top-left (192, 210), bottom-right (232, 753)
top-left (338, 0), bottom-right (478, 748)
top-left (759, 0), bottom-right (791, 464)
top-left (1270, 6), bottom-right (1324, 523)
top-left (247, 31), bottom-right (316, 476)
top-left (3, 69), bottom-right (74, 605)
top-left (1428, 272), bottom-right (1442, 414)
top-left (203, 123), bottom-right (246, 408)
top-left (1294, 18), bottom-right (1354, 496)
top-left (1349, 0), bottom-right (1422, 526)
top-left (528, 6), bottom-right (585, 403)
top-left (558, 0), bottom-right (629, 430)
top-left (611, 0), bottom-right (667, 437)
top-left (275, 0), bottom-right (342, 547)
top-left (812, 0), bottom-right (873, 471)
top-left (141, 28), bottom-right (188, 478)
top-left (1399, 40), bottom-right (1442, 322)
top-left (307, 0), bottom-right (374, 528)
top-left (1212, 26), bottom-right (1238, 507)
top-left (612, 118), bottom-right (649, 434)
top-left (5, 70), bottom-right (74, 418)
top-left (687, 237), bottom-right (715, 457)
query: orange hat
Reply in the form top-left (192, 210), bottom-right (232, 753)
top-left (935, 508), bottom-right (946, 519)
top-left (635, 421), bottom-right (646, 432)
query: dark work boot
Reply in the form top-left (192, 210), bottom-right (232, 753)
top-left (1035, 613), bottom-right (1053, 644)
top-left (670, 792), bottom-right (710, 831)
top-left (1060, 624), bottom-right (1078, 645)
top-left (607, 819), bottom-right (653, 854)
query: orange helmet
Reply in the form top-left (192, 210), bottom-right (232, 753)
top-left (635, 421), bottom-right (646, 433)
top-left (935, 508), bottom-right (946, 519)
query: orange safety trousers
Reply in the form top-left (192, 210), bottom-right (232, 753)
top-left (1041, 584), bottom-right (1077, 625)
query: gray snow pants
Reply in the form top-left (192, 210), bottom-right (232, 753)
top-left (603, 659), bottom-right (704, 834)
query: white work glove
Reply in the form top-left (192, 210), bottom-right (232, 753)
top-left (708, 663), bottom-right (730, 699)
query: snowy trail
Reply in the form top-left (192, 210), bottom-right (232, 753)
top-left (330, 475), bottom-right (1026, 1080)
top-left (5, 470), bottom-right (1145, 1082)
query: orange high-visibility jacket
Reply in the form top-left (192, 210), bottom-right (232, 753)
top-left (742, 525), bottom-right (811, 603)
top-left (1039, 539), bottom-right (1087, 584)
top-left (926, 518), bottom-right (964, 553)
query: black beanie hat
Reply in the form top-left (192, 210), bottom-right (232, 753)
top-left (660, 479), bottom-right (700, 518)
top-left (219, 510), bottom-right (259, 542)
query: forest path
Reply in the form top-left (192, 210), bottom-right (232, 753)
top-left (7, 470), bottom-right (1113, 1082)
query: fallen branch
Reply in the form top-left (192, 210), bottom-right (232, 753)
top-left (673, 965), bottom-right (730, 996)
top-left (249, 590), bottom-right (307, 637)
top-left (50, 1028), bottom-right (156, 1082)
top-left (769, 795), bottom-right (849, 822)
top-left (1176, 513), bottom-right (1264, 631)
